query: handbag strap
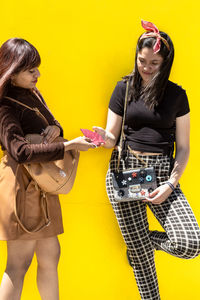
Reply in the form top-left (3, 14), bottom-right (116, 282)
top-left (3, 96), bottom-right (51, 233)
top-left (14, 164), bottom-right (50, 234)
top-left (117, 81), bottom-right (147, 170)
top-left (4, 95), bottom-right (49, 126)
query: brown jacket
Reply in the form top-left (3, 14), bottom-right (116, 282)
top-left (0, 85), bottom-right (64, 163)
top-left (0, 85), bottom-right (65, 240)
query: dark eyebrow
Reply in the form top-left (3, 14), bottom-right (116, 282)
top-left (138, 56), bottom-right (162, 62)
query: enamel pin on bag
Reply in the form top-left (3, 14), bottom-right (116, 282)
top-left (111, 81), bottom-right (157, 202)
top-left (111, 165), bottom-right (157, 201)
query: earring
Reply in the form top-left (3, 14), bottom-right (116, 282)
top-left (10, 78), bottom-right (16, 86)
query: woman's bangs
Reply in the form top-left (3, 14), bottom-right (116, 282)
top-left (15, 47), bottom-right (41, 72)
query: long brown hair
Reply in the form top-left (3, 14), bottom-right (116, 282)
top-left (124, 31), bottom-right (174, 109)
top-left (0, 38), bottom-right (41, 99)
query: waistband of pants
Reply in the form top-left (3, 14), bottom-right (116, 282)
top-left (111, 149), bottom-right (173, 165)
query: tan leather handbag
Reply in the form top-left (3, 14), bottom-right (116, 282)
top-left (24, 134), bottom-right (80, 194)
top-left (5, 94), bottom-right (80, 195)
top-left (0, 153), bottom-right (50, 236)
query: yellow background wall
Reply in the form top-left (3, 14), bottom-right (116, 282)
top-left (0, 0), bottom-right (200, 299)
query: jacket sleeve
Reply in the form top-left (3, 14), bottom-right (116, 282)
top-left (53, 119), bottom-right (64, 137)
top-left (0, 104), bottom-right (65, 163)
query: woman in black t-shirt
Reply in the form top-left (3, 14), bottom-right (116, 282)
top-left (93, 20), bottom-right (200, 300)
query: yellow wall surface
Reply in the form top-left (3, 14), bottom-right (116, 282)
top-left (0, 0), bottom-right (200, 299)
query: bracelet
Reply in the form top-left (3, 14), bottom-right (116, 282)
top-left (165, 181), bottom-right (175, 192)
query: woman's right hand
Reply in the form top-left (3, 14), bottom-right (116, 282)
top-left (93, 111), bottom-right (122, 149)
top-left (92, 126), bottom-right (107, 141)
top-left (93, 126), bottom-right (116, 149)
top-left (64, 136), bottom-right (96, 151)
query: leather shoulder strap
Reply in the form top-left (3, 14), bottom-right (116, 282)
top-left (4, 96), bottom-right (49, 126)
top-left (117, 81), bottom-right (129, 171)
top-left (116, 81), bottom-right (147, 170)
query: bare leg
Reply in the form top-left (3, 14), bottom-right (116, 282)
top-left (0, 240), bottom-right (36, 300)
top-left (35, 236), bottom-right (60, 300)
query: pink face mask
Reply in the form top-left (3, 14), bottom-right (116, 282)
top-left (140, 20), bottom-right (170, 53)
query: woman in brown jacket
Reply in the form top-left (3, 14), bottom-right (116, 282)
top-left (0, 38), bottom-right (95, 300)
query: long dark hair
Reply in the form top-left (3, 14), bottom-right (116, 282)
top-left (124, 31), bottom-right (174, 109)
top-left (0, 38), bottom-right (41, 99)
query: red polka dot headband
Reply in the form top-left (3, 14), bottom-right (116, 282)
top-left (140, 20), bottom-right (170, 53)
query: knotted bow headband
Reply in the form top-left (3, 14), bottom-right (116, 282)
top-left (139, 20), bottom-right (170, 53)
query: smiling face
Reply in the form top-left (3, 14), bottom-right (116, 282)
top-left (137, 47), bottom-right (163, 86)
top-left (11, 67), bottom-right (40, 89)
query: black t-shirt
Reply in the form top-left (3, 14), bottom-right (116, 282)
top-left (108, 80), bottom-right (190, 154)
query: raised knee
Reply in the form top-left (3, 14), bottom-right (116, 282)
top-left (174, 238), bottom-right (200, 259)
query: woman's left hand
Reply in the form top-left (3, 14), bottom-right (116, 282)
top-left (143, 184), bottom-right (172, 205)
top-left (41, 125), bottom-right (61, 143)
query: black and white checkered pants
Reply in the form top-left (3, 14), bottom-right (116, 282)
top-left (106, 150), bottom-right (200, 300)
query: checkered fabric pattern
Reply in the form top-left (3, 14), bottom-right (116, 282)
top-left (106, 150), bottom-right (200, 300)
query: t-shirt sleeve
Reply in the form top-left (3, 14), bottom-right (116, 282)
top-left (176, 90), bottom-right (190, 117)
top-left (108, 81), bottom-right (126, 116)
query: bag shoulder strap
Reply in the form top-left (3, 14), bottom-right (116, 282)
top-left (3, 98), bottom-right (51, 233)
top-left (14, 167), bottom-right (50, 234)
top-left (117, 81), bottom-right (129, 170)
top-left (117, 81), bottom-right (147, 170)
top-left (4, 96), bottom-right (49, 126)
top-left (119, 81), bottom-right (129, 142)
